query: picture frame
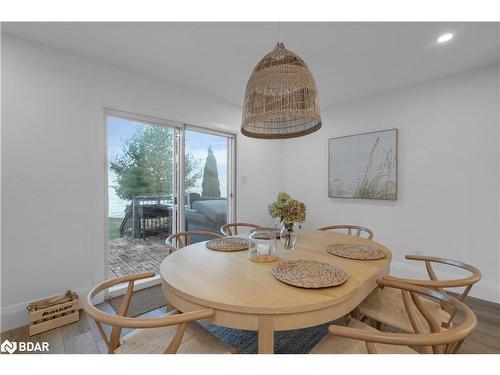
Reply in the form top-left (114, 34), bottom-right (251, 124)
top-left (328, 129), bottom-right (398, 200)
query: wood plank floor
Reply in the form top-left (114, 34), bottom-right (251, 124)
top-left (0, 302), bottom-right (169, 354)
top-left (2, 294), bottom-right (499, 354)
top-left (456, 295), bottom-right (500, 354)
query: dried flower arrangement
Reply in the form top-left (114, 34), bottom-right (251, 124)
top-left (268, 192), bottom-right (306, 227)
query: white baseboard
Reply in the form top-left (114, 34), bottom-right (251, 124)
top-left (390, 260), bottom-right (500, 303)
top-left (1, 285), bottom-right (94, 332)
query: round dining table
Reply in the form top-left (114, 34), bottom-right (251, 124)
top-left (160, 229), bottom-right (392, 354)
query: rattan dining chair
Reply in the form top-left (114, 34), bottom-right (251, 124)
top-left (318, 225), bottom-right (374, 240)
top-left (166, 230), bottom-right (222, 251)
top-left (165, 243), bottom-right (178, 255)
top-left (311, 279), bottom-right (477, 354)
top-left (220, 222), bottom-right (261, 236)
top-left (358, 255), bottom-right (481, 333)
top-left (82, 272), bottom-right (229, 354)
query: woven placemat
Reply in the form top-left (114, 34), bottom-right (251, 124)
top-left (327, 243), bottom-right (385, 260)
top-left (272, 260), bottom-right (348, 289)
top-left (206, 237), bottom-right (249, 252)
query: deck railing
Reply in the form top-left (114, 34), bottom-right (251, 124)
top-left (119, 195), bottom-right (173, 238)
top-left (118, 193), bottom-right (228, 239)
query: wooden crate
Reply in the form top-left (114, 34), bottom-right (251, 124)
top-left (28, 291), bottom-right (80, 336)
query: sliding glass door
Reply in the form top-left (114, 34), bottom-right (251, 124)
top-left (105, 110), bottom-right (235, 280)
top-left (183, 128), bottom-right (235, 243)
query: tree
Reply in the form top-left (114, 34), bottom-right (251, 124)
top-left (110, 125), bottom-right (200, 201)
top-left (201, 146), bottom-right (221, 197)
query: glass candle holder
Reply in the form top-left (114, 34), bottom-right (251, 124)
top-left (248, 230), bottom-right (278, 263)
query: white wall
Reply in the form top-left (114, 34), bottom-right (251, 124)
top-left (281, 64), bottom-right (500, 302)
top-left (0, 34), bottom-right (282, 330)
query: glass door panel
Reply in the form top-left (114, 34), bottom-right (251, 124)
top-left (107, 114), bottom-right (177, 279)
top-left (184, 129), bottom-right (232, 243)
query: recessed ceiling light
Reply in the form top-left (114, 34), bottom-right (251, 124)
top-left (437, 33), bottom-right (454, 44)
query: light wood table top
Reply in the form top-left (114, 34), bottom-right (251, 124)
top-left (160, 229), bottom-right (392, 353)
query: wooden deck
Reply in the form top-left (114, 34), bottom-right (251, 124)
top-left (108, 235), bottom-right (169, 278)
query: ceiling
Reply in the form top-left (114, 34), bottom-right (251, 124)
top-left (3, 22), bottom-right (499, 108)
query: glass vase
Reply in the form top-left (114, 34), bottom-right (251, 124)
top-left (248, 229), bottom-right (278, 263)
top-left (280, 222), bottom-right (298, 250)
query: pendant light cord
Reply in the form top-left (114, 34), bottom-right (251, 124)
top-left (275, 22), bottom-right (284, 49)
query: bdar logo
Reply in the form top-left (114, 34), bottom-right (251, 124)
top-left (1, 339), bottom-right (49, 353)
top-left (1, 339), bottom-right (17, 354)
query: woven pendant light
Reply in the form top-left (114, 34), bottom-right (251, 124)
top-left (241, 42), bottom-right (321, 139)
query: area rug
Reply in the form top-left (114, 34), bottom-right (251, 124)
top-left (109, 285), bottom-right (166, 317)
top-left (199, 317), bottom-right (346, 354)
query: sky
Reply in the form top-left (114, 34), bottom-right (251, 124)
top-left (107, 116), bottom-right (228, 218)
top-left (185, 129), bottom-right (228, 196)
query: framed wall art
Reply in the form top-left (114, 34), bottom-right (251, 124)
top-left (328, 129), bottom-right (397, 200)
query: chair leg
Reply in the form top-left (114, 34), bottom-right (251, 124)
top-left (166, 302), bottom-right (176, 312)
top-left (351, 306), bottom-right (362, 320)
top-left (368, 318), bottom-right (382, 330)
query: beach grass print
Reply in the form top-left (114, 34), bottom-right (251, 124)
top-left (329, 129), bottom-right (397, 200)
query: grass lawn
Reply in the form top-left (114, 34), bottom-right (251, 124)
top-left (108, 217), bottom-right (123, 241)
